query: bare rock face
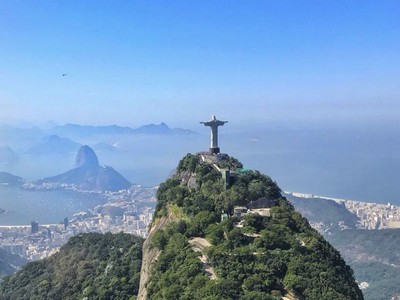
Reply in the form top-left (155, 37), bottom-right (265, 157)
top-left (177, 170), bottom-right (199, 189)
top-left (74, 145), bottom-right (99, 168)
top-left (138, 213), bottom-right (177, 300)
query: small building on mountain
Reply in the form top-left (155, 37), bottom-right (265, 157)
top-left (233, 206), bottom-right (248, 218)
top-left (233, 198), bottom-right (277, 219)
top-left (248, 197), bottom-right (277, 217)
top-left (248, 198), bottom-right (276, 210)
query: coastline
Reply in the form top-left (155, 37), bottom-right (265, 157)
top-left (284, 191), bottom-right (384, 206)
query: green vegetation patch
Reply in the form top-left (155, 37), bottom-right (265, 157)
top-left (0, 232), bottom-right (143, 300)
top-left (327, 229), bottom-right (400, 300)
top-left (147, 153), bottom-right (363, 300)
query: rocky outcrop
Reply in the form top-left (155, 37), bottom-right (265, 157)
top-left (138, 212), bottom-right (177, 300)
top-left (74, 145), bottom-right (99, 168)
top-left (37, 146), bottom-right (131, 191)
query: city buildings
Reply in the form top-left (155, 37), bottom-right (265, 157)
top-left (0, 185), bottom-right (156, 261)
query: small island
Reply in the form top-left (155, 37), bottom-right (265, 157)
top-left (0, 208), bottom-right (6, 215)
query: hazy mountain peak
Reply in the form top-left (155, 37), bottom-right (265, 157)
top-left (27, 134), bottom-right (81, 155)
top-left (46, 134), bottom-right (62, 141)
top-left (37, 145), bottom-right (131, 191)
top-left (74, 145), bottom-right (99, 168)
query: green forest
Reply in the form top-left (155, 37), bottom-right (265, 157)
top-left (0, 248), bottom-right (27, 279)
top-left (0, 232), bottom-right (143, 300)
top-left (147, 153), bottom-right (363, 300)
top-left (327, 229), bottom-right (400, 300)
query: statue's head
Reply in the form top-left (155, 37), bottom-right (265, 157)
top-left (212, 115), bottom-right (216, 120)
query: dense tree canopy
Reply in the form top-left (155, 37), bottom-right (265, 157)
top-left (0, 249), bottom-right (27, 279)
top-left (148, 153), bottom-right (363, 300)
top-left (327, 229), bottom-right (400, 300)
top-left (0, 232), bottom-right (143, 300)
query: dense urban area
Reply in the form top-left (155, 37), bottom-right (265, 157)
top-left (289, 192), bottom-right (400, 230)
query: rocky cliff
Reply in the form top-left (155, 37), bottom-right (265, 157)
top-left (74, 145), bottom-right (99, 168)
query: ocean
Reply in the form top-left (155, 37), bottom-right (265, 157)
top-left (224, 124), bottom-right (400, 205)
top-left (0, 186), bottom-right (105, 226)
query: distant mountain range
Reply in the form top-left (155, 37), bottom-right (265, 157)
top-left (92, 142), bottom-right (118, 152)
top-left (49, 122), bottom-right (196, 137)
top-left (0, 122), bottom-right (196, 161)
top-left (1, 122), bottom-right (195, 135)
top-left (0, 122), bottom-right (196, 156)
top-left (27, 135), bottom-right (81, 155)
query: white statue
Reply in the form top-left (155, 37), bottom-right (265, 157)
top-left (200, 115), bottom-right (228, 154)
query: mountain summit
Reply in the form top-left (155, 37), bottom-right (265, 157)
top-left (138, 153), bottom-right (364, 300)
top-left (74, 145), bottom-right (99, 168)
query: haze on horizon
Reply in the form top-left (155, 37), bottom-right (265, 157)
top-left (0, 1), bottom-right (399, 128)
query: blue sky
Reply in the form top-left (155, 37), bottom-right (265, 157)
top-left (0, 1), bottom-right (399, 127)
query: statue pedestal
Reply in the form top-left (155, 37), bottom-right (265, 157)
top-left (209, 147), bottom-right (220, 154)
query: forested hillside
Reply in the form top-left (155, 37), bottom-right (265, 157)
top-left (0, 232), bottom-right (143, 300)
top-left (287, 194), bottom-right (400, 300)
top-left (140, 153), bottom-right (363, 300)
top-left (327, 229), bottom-right (400, 300)
top-left (0, 249), bottom-right (27, 279)
top-left (287, 194), bottom-right (359, 232)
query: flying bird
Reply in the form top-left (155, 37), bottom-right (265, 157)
top-left (62, 73), bottom-right (67, 76)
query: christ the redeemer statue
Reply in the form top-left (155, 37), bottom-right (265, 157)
top-left (200, 115), bottom-right (228, 154)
